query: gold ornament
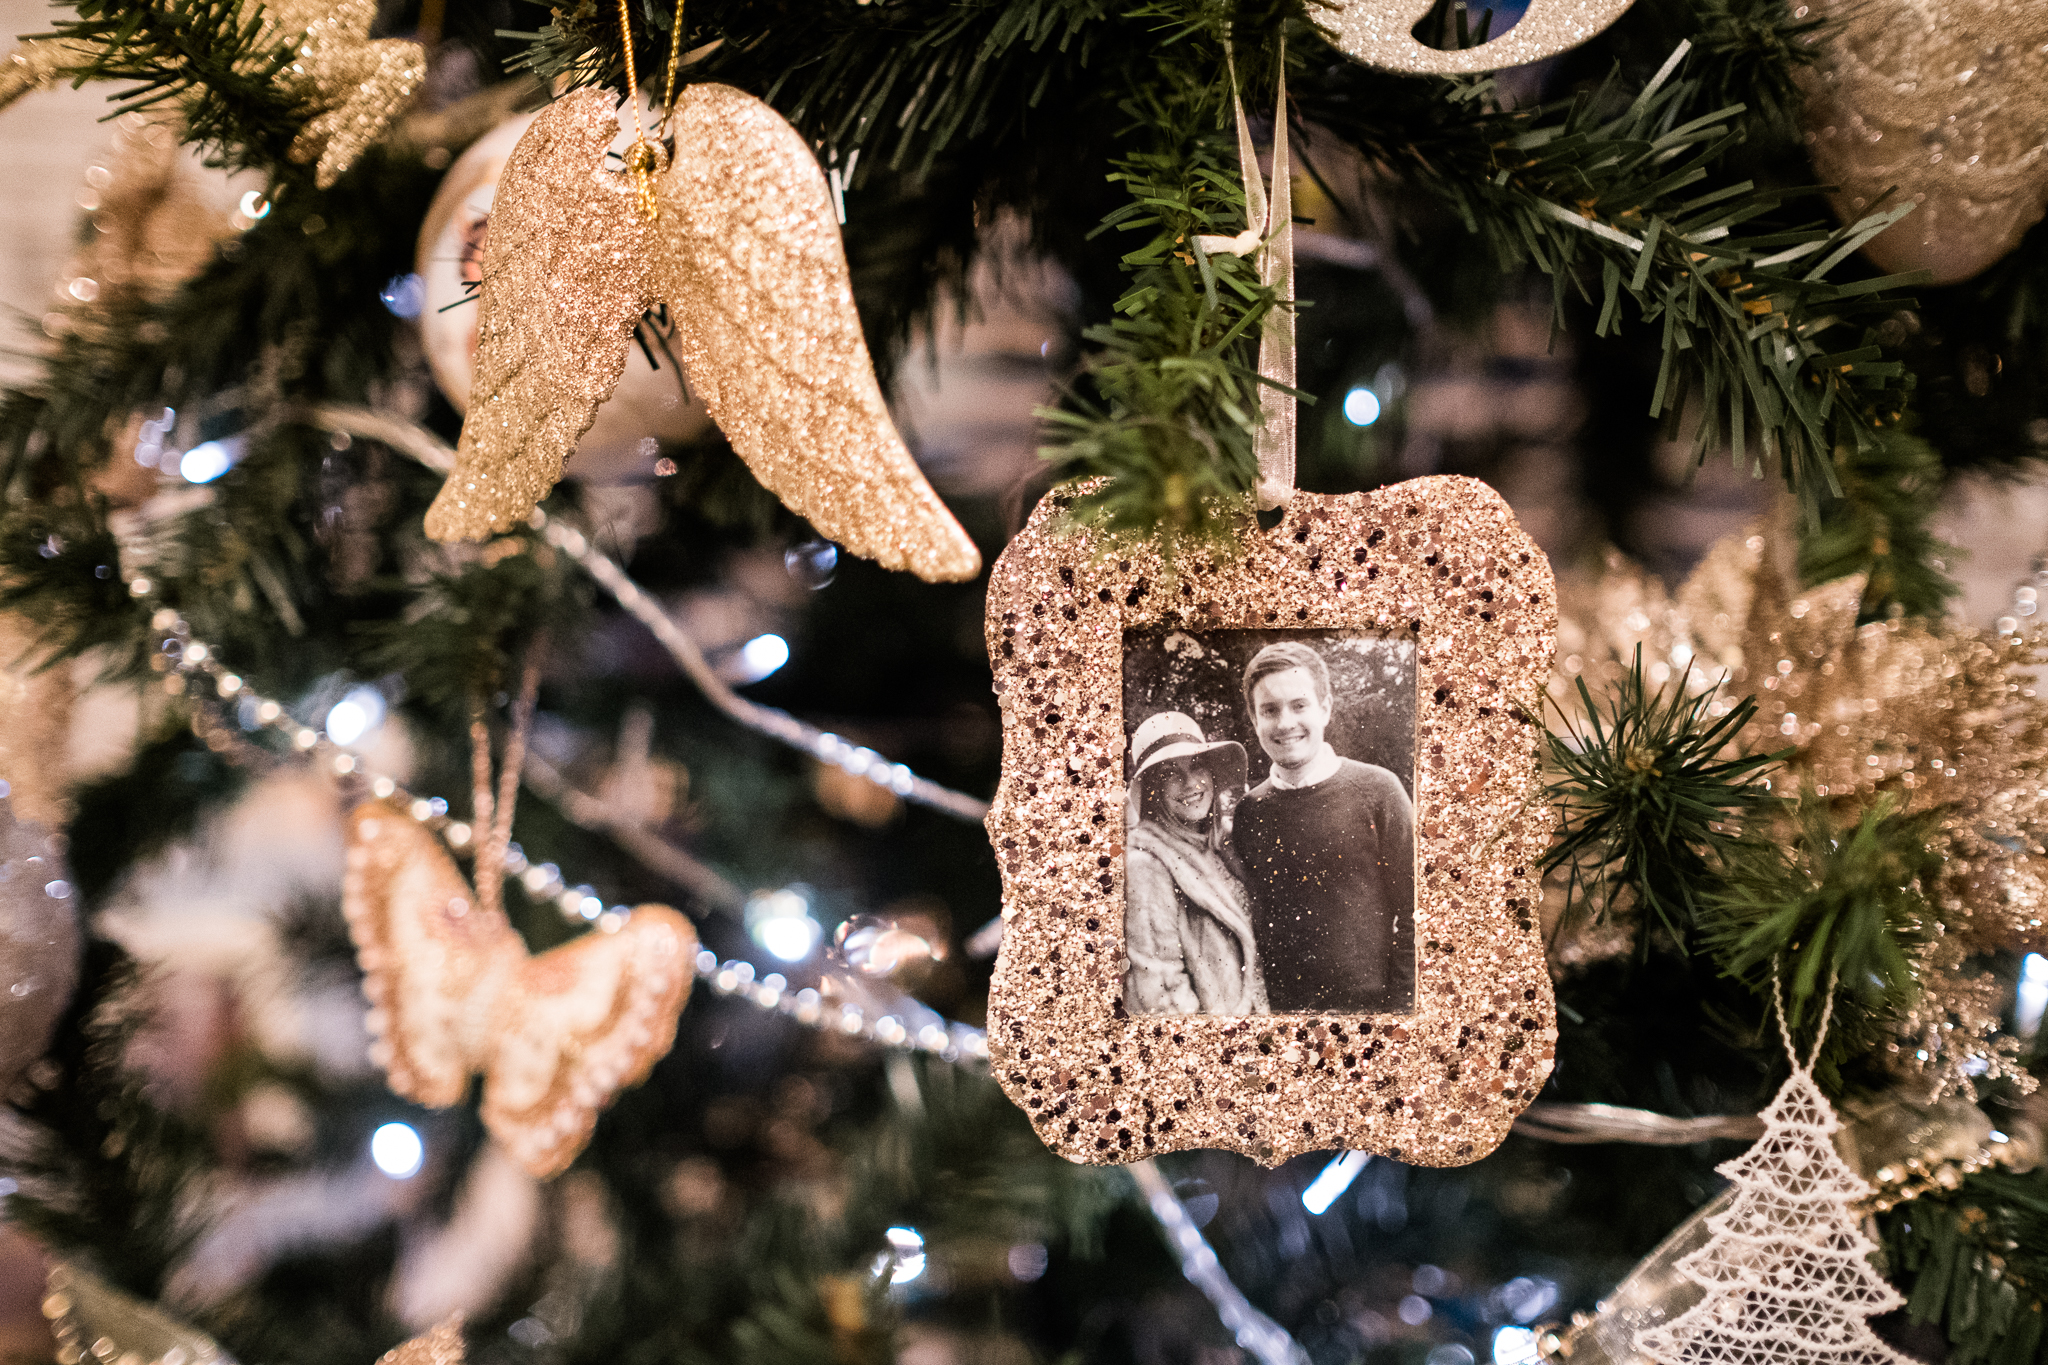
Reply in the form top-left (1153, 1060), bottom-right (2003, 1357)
top-left (379, 1318), bottom-right (466, 1365)
top-left (1796, 0), bottom-right (2048, 284)
top-left (43, 1262), bottom-right (464, 1365)
top-left (0, 795), bottom-right (80, 1098)
top-left (0, 4), bottom-right (421, 188)
top-left (261, 0), bottom-right (427, 189)
top-left (43, 1262), bottom-right (234, 1365)
top-left (0, 37), bottom-right (96, 113)
top-left (60, 112), bottom-right (238, 320)
top-left (342, 798), bottom-right (697, 1178)
top-left (411, 106), bottom-right (712, 479)
top-left (1555, 528), bottom-right (2048, 1094)
top-left (1325, 0), bottom-right (1635, 74)
top-left (987, 478), bottom-right (1559, 1168)
top-left (426, 86), bottom-right (982, 584)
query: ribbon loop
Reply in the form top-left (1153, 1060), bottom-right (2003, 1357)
top-left (1194, 39), bottom-right (1296, 511)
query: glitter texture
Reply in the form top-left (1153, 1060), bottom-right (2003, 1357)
top-left (267, 0), bottom-right (426, 190)
top-left (1796, 0), bottom-right (2048, 285)
top-left (985, 479), bottom-right (1559, 1168)
top-left (0, 7), bottom-right (421, 188)
top-left (381, 1318), bottom-right (467, 1365)
top-left (428, 86), bottom-right (981, 584)
top-left (43, 1261), bottom-right (233, 1365)
top-left (343, 798), bottom-right (696, 1178)
top-left (0, 38), bottom-right (96, 114)
top-left (1326, 0), bottom-right (1635, 74)
top-left (1554, 529), bottom-right (2048, 1095)
top-left (0, 611), bottom-right (73, 828)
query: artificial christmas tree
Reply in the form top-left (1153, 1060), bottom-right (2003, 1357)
top-left (0, 1), bottom-right (2041, 1363)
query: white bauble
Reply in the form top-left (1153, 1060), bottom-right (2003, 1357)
top-left (0, 795), bottom-right (80, 1092)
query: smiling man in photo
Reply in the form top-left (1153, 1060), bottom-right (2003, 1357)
top-left (1231, 641), bottom-right (1415, 1012)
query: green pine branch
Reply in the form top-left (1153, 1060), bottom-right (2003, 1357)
top-left (1295, 46), bottom-right (1928, 519)
top-left (26, 0), bottom-right (309, 180)
top-left (1666, 0), bottom-right (1823, 136)
top-left (1542, 647), bottom-right (1785, 949)
top-left (1796, 426), bottom-right (1959, 621)
top-left (1882, 1168), bottom-right (2048, 1365)
top-left (1037, 51), bottom-right (1280, 546)
top-left (1697, 794), bottom-right (1940, 1082)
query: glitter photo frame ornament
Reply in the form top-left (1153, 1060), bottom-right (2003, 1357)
top-left (984, 477), bottom-right (1561, 1168)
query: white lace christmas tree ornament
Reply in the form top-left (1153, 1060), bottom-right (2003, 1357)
top-left (1635, 981), bottom-right (1921, 1365)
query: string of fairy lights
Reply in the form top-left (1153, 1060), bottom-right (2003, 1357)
top-left (135, 584), bottom-right (992, 1064)
top-left (128, 578), bottom-right (1325, 1361)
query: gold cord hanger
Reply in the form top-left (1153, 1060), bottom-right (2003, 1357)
top-left (613, 0), bottom-right (687, 219)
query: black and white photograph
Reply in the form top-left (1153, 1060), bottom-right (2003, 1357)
top-left (1120, 629), bottom-right (1417, 1017)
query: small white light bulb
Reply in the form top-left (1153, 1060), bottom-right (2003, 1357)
top-left (735, 633), bottom-right (791, 683)
top-left (369, 1121), bottom-right (424, 1178)
top-left (1342, 387), bottom-right (1382, 427)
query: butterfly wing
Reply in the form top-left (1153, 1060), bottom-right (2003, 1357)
top-left (481, 905), bottom-right (696, 1178)
top-left (342, 800), bottom-right (525, 1107)
top-left (658, 84), bottom-right (981, 584)
top-left (426, 88), bottom-right (653, 542)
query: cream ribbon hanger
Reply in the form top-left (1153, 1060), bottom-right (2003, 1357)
top-left (1195, 37), bottom-right (1296, 512)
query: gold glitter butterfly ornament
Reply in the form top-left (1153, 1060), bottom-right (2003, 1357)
top-left (343, 799), bottom-right (697, 1178)
top-left (425, 81), bottom-right (982, 584)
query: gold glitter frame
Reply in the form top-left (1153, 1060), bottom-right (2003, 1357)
top-left (985, 478), bottom-right (1560, 1168)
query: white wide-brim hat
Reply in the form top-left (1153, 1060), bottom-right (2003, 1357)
top-left (1126, 710), bottom-right (1248, 791)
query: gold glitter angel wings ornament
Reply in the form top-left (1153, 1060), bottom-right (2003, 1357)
top-left (426, 82), bottom-right (982, 583)
top-left (1324, 0), bottom-right (1635, 74)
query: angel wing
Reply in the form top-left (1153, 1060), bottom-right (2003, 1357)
top-left (657, 84), bottom-right (983, 583)
top-left (424, 89), bottom-right (652, 543)
top-left (342, 801), bottom-right (697, 1177)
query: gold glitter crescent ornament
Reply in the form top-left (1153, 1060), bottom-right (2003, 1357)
top-left (427, 85), bottom-right (982, 585)
top-left (985, 479), bottom-right (1559, 1168)
top-left (1795, 0), bottom-right (2048, 284)
top-left (0, 37), bottom-right (96, 113)
top-left (342, 798), bottom-right (697, 1178)
top-left (1324, 0), bottom-right (1635, 74)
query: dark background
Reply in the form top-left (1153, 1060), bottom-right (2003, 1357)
top-left (1122, 628), bottom-right (1417, 797)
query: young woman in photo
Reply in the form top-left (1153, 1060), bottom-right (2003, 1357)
top-left (1121, 711), bottom-right (1270, 1015)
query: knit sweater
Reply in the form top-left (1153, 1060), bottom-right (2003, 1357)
top-left (1232, 758), bottom-right (1415, 1013)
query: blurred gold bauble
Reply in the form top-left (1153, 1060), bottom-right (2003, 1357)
top-left (1797, 0), bottom-right (2048, 284)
